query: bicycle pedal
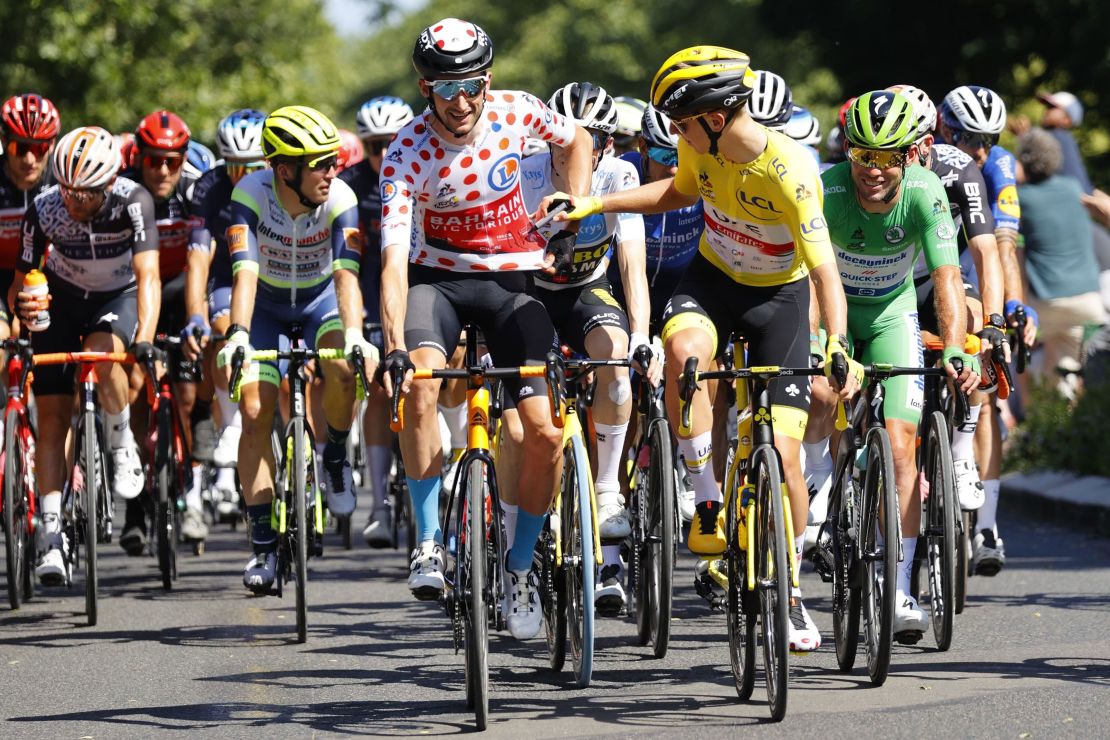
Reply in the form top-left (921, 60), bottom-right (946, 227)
top-left (894, 629), bottom-right (923, 645)
top-left (693, 574), bottom-right (725, 612)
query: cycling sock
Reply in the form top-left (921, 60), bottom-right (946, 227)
top-left (216, 466), bottom-right (236, 490)
top-left (215, 391), bottom-right (242, 432)
top-left (507, 510), bottom-right (545, 572)
top-left (247, 503), bottom-right (276, 551)
top-left (500, 503), bottom-right (519, 552)
top-left (978, 478), bottom-right (1001, 534)
top-left (407, 475), bottom-right (443, 543)
top-left (107, 406), bottom-right (132, 449)
top-left (676, 431), bottom-right (720, 505)
top-left (40, 491), bottom-right (62, 528)
top-left (602, 544), bottom-right (621, 570)
top-left (794, 533), bottom-right (804, 564)
top-left (594, 421), bottom-right (628, 498)
top-left (950, 402), bottom-right (982, 461)
top-left (367, 445), bottom-right (392, 506)
top-left (803, 438), bottom-right (832, 481)
top-left (897, 536), bottom-right (916, 595)
top-left (438, 401), bottom-right (468, 452)
top-left (324, 425), bottom-right (349, 465)
top-left (185, 464), bottom-right (203, 510)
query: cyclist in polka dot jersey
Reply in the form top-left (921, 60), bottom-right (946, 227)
top-left (379, 17), bottom-right (595, 641)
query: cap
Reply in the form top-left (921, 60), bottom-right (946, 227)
top-left (1037, 91), bottom-right (1083, 126)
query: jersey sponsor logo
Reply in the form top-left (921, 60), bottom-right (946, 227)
top-left (20, 219), bottom-right (34, 264)
top-left (697, 171), bottom-right (715, 200)
top-left (342, 227), bottom-right (365, 257)
top-left (127, 202), bottom-right (146, 244)
top-left (423, 188), bottom-right (539, 254)
top-left (936, 223), bottom-right (955, 240)
top-left (590, 287), bottom-right (621, 309)
top-left (993, 153), bottom-right (1016, 181)
top-left (825, 185), bottom-right (847, 194)
top-left (940, 170), bottom-right (960, 187)
top-left (884, 225), bottom-right (906, 244)
top-left (577, 213), bottom-right (607, 244)
top-left (227, 224), bottom-right (249, 255)
top-left (705, 210), bottom-right (786, 254)
top-left (381, 181), bottom-right (399, 203)
top-left (795, 183), bottom-right (813, 202)
top-left (932, 197), bottom-right (947, 215)
top-left (488, 154), bottom-right (521, 192)
top-left (934, 144), bottom-right (972, 168)
top-left (997, 184), bottom-right (1020, 218)
top-left (799, 216), bottom-right (827, 241)
top-left (737, 190), bottom-right (783, 222)
top-left (770, 157), bottom-right (788, 181)
top-left (964, 182), bottom-right (986, 223)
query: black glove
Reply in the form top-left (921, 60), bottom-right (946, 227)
top-left (544, 229), bottom-right (577, 274)
top-left (977, 326), bottom-right (1006, 349)
top-left (131, 340), bottom-right (157, 366)
top-left (376, 348), bottom-right (415, 388)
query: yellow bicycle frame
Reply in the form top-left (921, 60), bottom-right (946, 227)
top-left (548, 399), bottom-right (602, 568)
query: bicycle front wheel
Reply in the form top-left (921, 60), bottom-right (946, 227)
top-left (831, 465), bottom-right (862, 673)
top-left (644, 417), bottom-right (675, 658)
top-left (725, 449), bottom-right (756, 701)
top-left (4, 407), bottom-right (29, 609)
top-left (81, 411), bottom-right (102, 626)
top-left (563, 433), bottom-right (595, 688)
top-left (292, 417), bottom-right (309, 643)
top-left (541, 509), bottom-right (567, 671)
top-left (155, 407), bottom-right (177, 591)
top-left (861, 427), bottom-right (897, 686)
top-left (924, 411), bottom-right (956, 650)
top-left (955, 510), bottom-right (972, 614)
top-left (754, 446), bottom-right (789, 722)
top-left (463, 458), bottom-right (490, 730)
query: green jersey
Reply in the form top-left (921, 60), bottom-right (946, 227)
top-left (821, 163), bottom-right (959, 305)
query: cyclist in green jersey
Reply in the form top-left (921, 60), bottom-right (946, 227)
top-left (812, 91), bottom-right (980, 640)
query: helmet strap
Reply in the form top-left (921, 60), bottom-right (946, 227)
top-left (282, 162), bottom-right (318, 210)
top-left (697, 109), bottom-right (736, 157)
top-left (882, 165), bottom-right (906, 204)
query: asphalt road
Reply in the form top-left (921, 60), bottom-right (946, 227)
top-left (1, 498), bottom-right (1108, 738)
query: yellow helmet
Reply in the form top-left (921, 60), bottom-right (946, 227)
top-left (261, 105), bottom-right (340, 160)
top-left (650, 46), bottom-right (757, 120)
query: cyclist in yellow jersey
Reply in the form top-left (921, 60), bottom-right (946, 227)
top-left (543, 46), bottom-right (860, 651)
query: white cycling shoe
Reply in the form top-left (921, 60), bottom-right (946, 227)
top-left (408, 541), bottom-right (446, 600)
top-left (788, 597), bottom-right (821, 652)
top-left (953, 458), bottom-right (985, 510)
top-left (596, 491), bottom-right (631, 539)
top-left (894, 589), bottom-right (930, 641)
top-left (504, 566), bottom-right (543, 640)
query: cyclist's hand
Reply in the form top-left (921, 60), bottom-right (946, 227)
top-left (943, 346), bottom-right (981, 394)
top-left (977, 325), bottom-right (1010, 364)
top-left (14, 289), bottom-right (49, 325)
top-left (824, 333), bottom-right (863, 399)
top-left (628, 332), bottom-right (661, 386)
top-left (1005, 299), bottom-right (1038, 347)
top-left (380, 348), bottom-right (415, 397)
top-left (217, 329), bottom-right (250, 385)
top-left (181, 313), bottom-right (211, 360)
top-left (344, 327), bottom-right (379, 385)
top-left (534, 192), bottom-right (603, 223)
top-left (541, 229), bottom-right (577, 276)
top-left (131, 340), bottom-right (156, 367)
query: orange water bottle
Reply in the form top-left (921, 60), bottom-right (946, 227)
top-left (22, 269), bottom-right (50, 331)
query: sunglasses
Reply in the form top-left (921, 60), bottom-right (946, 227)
top-left (305, 152), bottom-right (339, 172)
top-left (226, 160), bottom-right (267, 184)
top-left (142, 153), bottom-right (186, 172)
top-left (428, 76), bottom-right (488, 101)
top-left (647, 146), bottom-right (678, 166)
top-left (5, 138), bottom-right (52, 158)
top-left (846, 145), bottom-right (908, 170)
top-left (949, 129), bottom-right (998, 150)
top-left (671, 113), bottom-right (704, 135)
top-left (589, 130), bottom-right (611, 152)
top-left (60, 185), bottom-right (107, 204)
top-left (366, 140), bottom-right (390, 156)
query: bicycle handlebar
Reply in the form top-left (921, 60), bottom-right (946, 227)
top-left (32, 351), bottom-right (134, 366)
top-left (1011, 305), bottom-right (1031, 374)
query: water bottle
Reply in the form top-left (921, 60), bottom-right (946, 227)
top-left (22, 269), bottom-right (50, 331)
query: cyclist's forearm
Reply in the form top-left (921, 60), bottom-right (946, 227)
top-left (617, 239), bottom-right (651, 336)
top-left (996, 229), bottom-right (1024, 304)
top-left (969, 233), bottom-right (1004, 318)
top-left (184, 248), bottom-right (210, 320)
top-left (133, 252), bottom-right (161, 343)
top-left (551, 126), bottom-right (594, 197)
top-left (933, 265), bottom-right (968, 348)
top-left (228, 270), bottom-right (258, 331)
top-left (333, 268), bottom-right (364, 332)
top-left (809, 261), bottom-right (848, 338)
top-left (380, 246), bottom-right (409, 352)
top-left (600, 177), bottom-right (695, 216)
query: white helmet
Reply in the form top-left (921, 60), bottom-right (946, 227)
top-left (356, 96), bottom-right (414, 139)
top-left (216, 108), bottom-right (266, 160)
top-left (548, 82), bottom-right (618, 134)
top-left (783, 106), bottom-right (821, 147)
top-left (640, 104), bottom-right (678, 149)
top-left (887, 84), bottom-right (936, 139)
top-left (941, 85), bottom-right (1006, 135)
top-left (53, 126), bottom-right (120, 189)
top-left (748, 70), bottom-right (794, 128)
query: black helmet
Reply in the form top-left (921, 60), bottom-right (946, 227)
top-left (412, 18), bottom-right (494, 79)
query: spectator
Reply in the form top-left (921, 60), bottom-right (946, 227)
top-left (1016, 128), bottom-right (1107, 397)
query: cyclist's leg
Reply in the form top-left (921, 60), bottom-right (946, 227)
top-left (438, 342), bottom-right (468, 490)
top-left (362, 322), bottom-right (394, 543)
top-left (495, 403), bottom-right (523, 551)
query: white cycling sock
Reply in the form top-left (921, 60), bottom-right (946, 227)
top-left (803, 438), bottom-right (832, 482)
top-left (978, 478), bottom-right (1001, 534)
top-left (602, 544), bottom-right (622, 570)
top-left (897, 536), bottom-right (917, 595)
top-left (106, 406), bottom-right (132, 449)
top-left (41, 491), bottom-right (62, 530)
top-left (185, 464), bottom-right (203, 510)
top-left (216, 466), bottom-right (236, 490)
top-left (950, 402), bottom-right (982, 461)
top-left (215, 390), bottom-right (242, 432)
top-left (501, 503), bottom-right (518, 553)
top-left (594, 421), bottom-right (628, 497)
top-left (676, 431), bottom-right (720, 505)
top-left (438, 401), bottom-right (467, 452)
top-left (367, 445), bottom-right (392, 506)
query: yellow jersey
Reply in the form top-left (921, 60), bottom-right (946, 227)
top-left (673, 127), bottom-right (833, 287)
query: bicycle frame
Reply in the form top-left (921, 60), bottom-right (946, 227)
top-left (2, 338), bottom-right (38, 534)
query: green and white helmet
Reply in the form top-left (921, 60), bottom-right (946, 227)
top-left (844, 90), bottom-right (918, 149)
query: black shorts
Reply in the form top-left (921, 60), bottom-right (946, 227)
top-left (405, 265), bottom-right (557, 402)
top-left (915, 275), bottom-right (982, 336)
top-left (610, 266), bottom-right (686, 339)
top-left (31, 286), bottom-right (139, 396)
top-left (660, 253), bottom-right (811, 437)
top-left (156, 270), bottom-right (200, 382)
top-left (537, 277), bottom-right (629, 354)
top-left (0, 269), bottom-right (13, 324)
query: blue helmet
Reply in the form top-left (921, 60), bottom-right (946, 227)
top-left (215, 108), bottom-right (267, 160)
top-left (356, 96), bottom-right (414, 139)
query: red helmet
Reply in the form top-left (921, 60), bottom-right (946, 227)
top-left (115, 132), bottom-right (138, 170)
top-left (837, 97), bottom-right (856, 131)
top-left (336, 129), bottom-right (364, 172)
top-left (2, 93), bottom-right (60, 140)
top-left (135, 110), bottom-right (190, 151)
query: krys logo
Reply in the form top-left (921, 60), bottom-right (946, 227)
top-left (488, 154), bottom-right (521, 192)
top-left (577, 214), bottom-right (606, 244)
top-left (737, 189), bottom-right (783, 222)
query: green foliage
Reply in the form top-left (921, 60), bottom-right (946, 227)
top-left (0, 0), bottom-right (360, 144)
top-left (1005, 380), bottom-right (1110, 477)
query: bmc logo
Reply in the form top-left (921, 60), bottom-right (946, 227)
top-left (488, 154), bottom-right (520, 192)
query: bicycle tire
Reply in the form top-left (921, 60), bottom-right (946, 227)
top-left (955, 510), bottom-right (971, 614)
top-left (725, 453), bottom-right (756, 701)
top-left (645, 417), bottom-right (675, 658)
top-left (464, 458), bottom-right (489, 730)
top-left (861, 426), bottom-right (897, 687)
top-left (754, 446), bottom-right (789, 722)
top-left (155, 406), bottom-right (176, 591)
top-left (292, 417), bottom-right (309, 643)
top-left (831, 465), bottom-right (862, 673)
top-left (925, 411), bottom-right (956, 650)
top-left (4, 407), bottom-right (27, 609)
top-left (564, 433), bottom-right (595, 688)
top-left (338, 515), bottom-right (352, 550)
top-left (82, 410), bottom-right (100, 626)
top-left (542, 513), bottom-right (567, 671)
